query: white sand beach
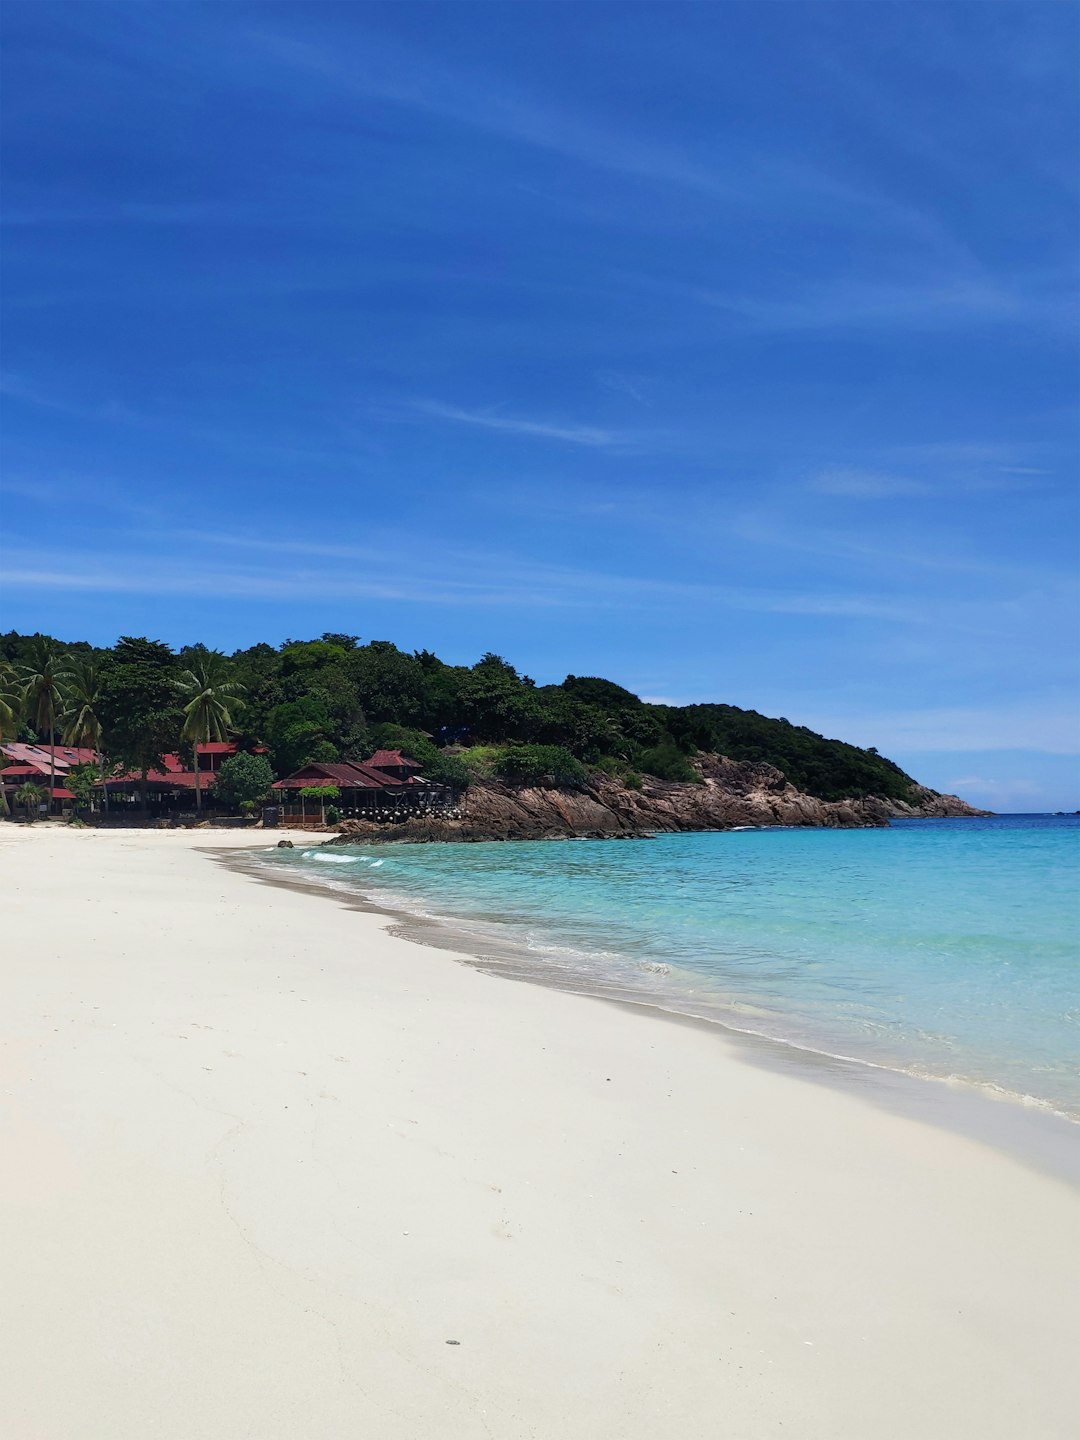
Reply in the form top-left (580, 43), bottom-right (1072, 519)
top-left (2, 826), bottom-right (1078, 1439)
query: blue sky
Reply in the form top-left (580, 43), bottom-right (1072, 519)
top-left (2, 0), bottom-right (1077, 809)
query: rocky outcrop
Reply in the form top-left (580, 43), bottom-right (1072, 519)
top-left (882, 784), bottom-right (991, 819)
top-left (326, 755), bottom-right (988, 844)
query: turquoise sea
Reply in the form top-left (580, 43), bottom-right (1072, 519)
top-left (257, 815), bottom-right (1080, 1119)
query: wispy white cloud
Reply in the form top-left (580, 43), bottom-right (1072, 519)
top-left (7, 530), bottom-right (996, 631)
top-left (247, 28), bottom-right (734, 198)
top-left (244, 24), bottom-right (974, 266)
top-left (2, 202), bottom-right (247, 228)
top-left (694, 272), bottom-right (1071, 335)
top-left (791, 701), bottom-right (1080, 756)
top-left (0, 561), bottom-right (569, 610)
top-left (946, 775), bottom-right (1044, 800)
top-left (595, 370), bottom-right (653, 406)
top-left (807, 467), bottom-right (932, 499)
top-left (412, 400), bottom-right (624, 448)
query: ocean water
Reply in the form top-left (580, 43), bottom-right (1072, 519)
top-left (256, 816), bottom-right (1080, 1119)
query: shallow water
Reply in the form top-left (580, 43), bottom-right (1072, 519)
top-left (256, 816), bottom-right (1080, 1119)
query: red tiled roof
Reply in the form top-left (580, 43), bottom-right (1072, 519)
top-left (272, 760), bottom-right (402, 791)
top-left (365, 749), bottom-right (421, 772)
top-left (103, 769), bottom-right (212, 790)
top-left (1, 742), bottom-right (100, 771)
top-left (0, 781), bottom-right (75, 799)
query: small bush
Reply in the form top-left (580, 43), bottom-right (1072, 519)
top-left (458, 745), bottom-right (503, 779)
top-left (325, 804), bottom-right (342, 825)
top-left (494, 744), bottom-right (586, 788)
top-left (624, 770), bottom-right (643, 790)
top-left (638, 743), bottom-right (701, 784)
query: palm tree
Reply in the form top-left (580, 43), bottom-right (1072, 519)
top-left (14, 780), bottom-right (44, 823)
top-left (17, 639), bottom-right (71, 813)
top-left (0, 660), bottom-right (25, 818)
top-left (178, 651), bottom-right (245, 811)
top-left (63, 658), bottom-right (107, 813)
top-left (0, 660), bottom-right (21, 738)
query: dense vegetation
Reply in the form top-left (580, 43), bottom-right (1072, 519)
top-left (0, 630), bottom-right (919, 804)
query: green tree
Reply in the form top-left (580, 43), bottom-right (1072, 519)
top-left (215, 752), bottom-right (274, 811)
top-left (533, 688), bottom-right (616, 759)
top-left (65, 763), bottom-right (99, 811)
top-left (0, 660), bottom-right (24, 816)
top-left (17, 637), bottom-right (71, 808)
top-left (494, 744), bottom-right (586, 788)
top-left (0, 660), bottom-right (21, 739)
top-left (266, 695), bottom-right (337, 774)
top-left (459, 654), bottom-right (539, 741)
top-left (98, 637), bottom-right (181, 809)
top-left (14, 780), bottom-right (44, 822)
top-left (178, 650), bottom-right (245, 812)
top-left (62, 658), bottom-right (109, 812)
top-left (348, 641), bottom-right (425, 725)
top-left (637, 741), bottom-right (701, 784)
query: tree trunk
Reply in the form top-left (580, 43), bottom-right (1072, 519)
top-left (101, 754), bottom-right (109, 813)
top-left (194, 742), bottom-right (202, 812)
top-left (140, 767), bottom-right (148, 812)
top-left (49, 710), bottom-right (56, 814)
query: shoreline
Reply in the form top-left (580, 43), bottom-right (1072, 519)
top-left (4, 825), bottom-right (1079, 1438)
top-left (223, 838), bottom-right (1080, 1188)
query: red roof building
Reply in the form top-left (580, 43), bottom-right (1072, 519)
top-left (1, 742), bottom-right (100, 775)
top-left (271, 760), bottom-right (404, 793)
top-left (271, 752), bottom-right (445, 824)
top-left (102, 742), bottom-right (266, 798)
top-left (365, 748), bottom-right (423, 780)
top-left (1, 743), bottom-right (100, 813)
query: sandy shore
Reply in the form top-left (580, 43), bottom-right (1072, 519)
top-left (2, 826), bottom-right (1078, 1438)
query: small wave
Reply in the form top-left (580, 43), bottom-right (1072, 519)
top-left (305, 852), bottom-right (365, 865)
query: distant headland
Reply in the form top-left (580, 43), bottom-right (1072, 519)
top-left (1, 630), bottom-right (986, 832)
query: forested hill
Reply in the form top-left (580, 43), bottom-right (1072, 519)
top-left (1, 630), bottom-right (922, 805)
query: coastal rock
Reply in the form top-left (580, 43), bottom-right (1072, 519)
top-left (326, 754), bottom-right (988, 844)
top-left (883, 785), bottom-right (992, 819)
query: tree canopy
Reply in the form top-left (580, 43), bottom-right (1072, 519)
top-left (97, 637), bottom-right (183, 803)
top-left (215, 752), bottom-right (274, 808)
top-left (0, 628), bottom-right (921, 804)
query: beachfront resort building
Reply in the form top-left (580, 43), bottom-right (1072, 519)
top-left (271, 750), bottom-right (446, 825)
top-left (2, 741), bottom-right (446, 823)
top-left (0, 742), bottom-right (100, 813)
top-left (1, 740), bottom-right (268, 816)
